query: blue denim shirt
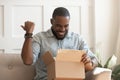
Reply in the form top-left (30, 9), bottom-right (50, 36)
top-left (32, 29), bottom-right (96, 80)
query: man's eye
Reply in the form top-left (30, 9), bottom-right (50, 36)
top-left (56, 24), bottom-right (61, 27)
top-left (65, 25), bottom-right (68, 27)
top-left (65, 24), bottom-right (69, 27)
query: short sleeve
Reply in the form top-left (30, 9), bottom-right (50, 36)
top-left (32, 34), bottom-right (41, 65)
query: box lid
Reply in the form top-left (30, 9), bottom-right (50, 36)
top-left (42, 51), bottom-right (54, 66)
top-left (56, 49), bottom-right (85, 62)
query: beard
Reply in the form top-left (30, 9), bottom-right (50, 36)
top-left (51, 28), bottom-right (68, 40)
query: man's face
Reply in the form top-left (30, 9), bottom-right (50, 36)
top-left (51, 16), bottom-right (70, 40)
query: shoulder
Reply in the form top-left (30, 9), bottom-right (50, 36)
top-left (32, 30), bottom-right (48, 42)
top-left (68, 31), bottom-right (83, 39)
top-left (34, 29), bottom-right (51, 37)
top-left (68, 32), bottom-right (86, 43)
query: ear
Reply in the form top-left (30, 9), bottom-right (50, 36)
top-left (50, 18), bottom-right (53, 25)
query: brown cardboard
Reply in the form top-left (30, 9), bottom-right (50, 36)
top-left (42, 49), bottom-right (85, 80)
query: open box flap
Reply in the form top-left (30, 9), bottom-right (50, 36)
top-left (56, 49), bottom-right (85, 62)
top-left (42, 51), bottom-right (54, 66)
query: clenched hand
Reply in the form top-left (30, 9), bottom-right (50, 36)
top-left (21, 21), bottom-right (35, 33)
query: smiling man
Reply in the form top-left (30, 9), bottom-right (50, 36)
top-left (51, 16), bottom-right (69, 40)
top-left (21, 7), bottom-right (98, 80)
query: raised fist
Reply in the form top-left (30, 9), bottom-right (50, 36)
top-left (21, 21), bottom-right (35, 33)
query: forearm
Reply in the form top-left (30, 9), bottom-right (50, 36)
top-left (21, 38), bottom-right (33, 65)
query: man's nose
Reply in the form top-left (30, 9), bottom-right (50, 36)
top-left (60, 26), bottom-right (65, 31)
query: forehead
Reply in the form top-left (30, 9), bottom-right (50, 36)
top-left (54, 16), bottom-right (70, 23)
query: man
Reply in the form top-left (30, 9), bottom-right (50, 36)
top-left (21, 7), bottom-right (98, 80)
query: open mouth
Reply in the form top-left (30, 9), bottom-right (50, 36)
top-left (58, 32), bottom-right (65, 36)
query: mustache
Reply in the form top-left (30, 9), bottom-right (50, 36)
top-left (57, 31), bottom-right (65, 32)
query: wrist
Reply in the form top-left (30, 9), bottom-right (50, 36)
top-left (24, 33), bottom-right (33, 38)
top-left (85, 62), bottom-right (94, 71)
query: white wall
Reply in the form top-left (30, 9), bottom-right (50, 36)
top-left (95, 0), bottom-right (119, 65)
top-left (0, 0), bottom-right (94, 53)
top-left (115, 0), bottom-right (120, 64)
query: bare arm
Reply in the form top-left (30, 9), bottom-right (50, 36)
top-left (21, 21), bottom-right (35, 65)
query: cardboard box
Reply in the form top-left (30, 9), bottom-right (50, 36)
top-left (42, 49), bottom-right (85, 80)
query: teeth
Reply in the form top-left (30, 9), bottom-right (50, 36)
top-left (58, 32), bottom-right (64, 35)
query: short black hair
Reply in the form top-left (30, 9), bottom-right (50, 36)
top-left (52, 7), bottom-right (70, 19)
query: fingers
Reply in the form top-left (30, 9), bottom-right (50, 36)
top-left (81, 53), bottom-right (94, 71)
top-left (21, 21), bottom-right (35, 33)
top-left (81, 54), bottom-right (91, 65)
top-left (21, 25), bottom-right (25, 30)
top-left (25, 21), bottom-right (35, 26)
